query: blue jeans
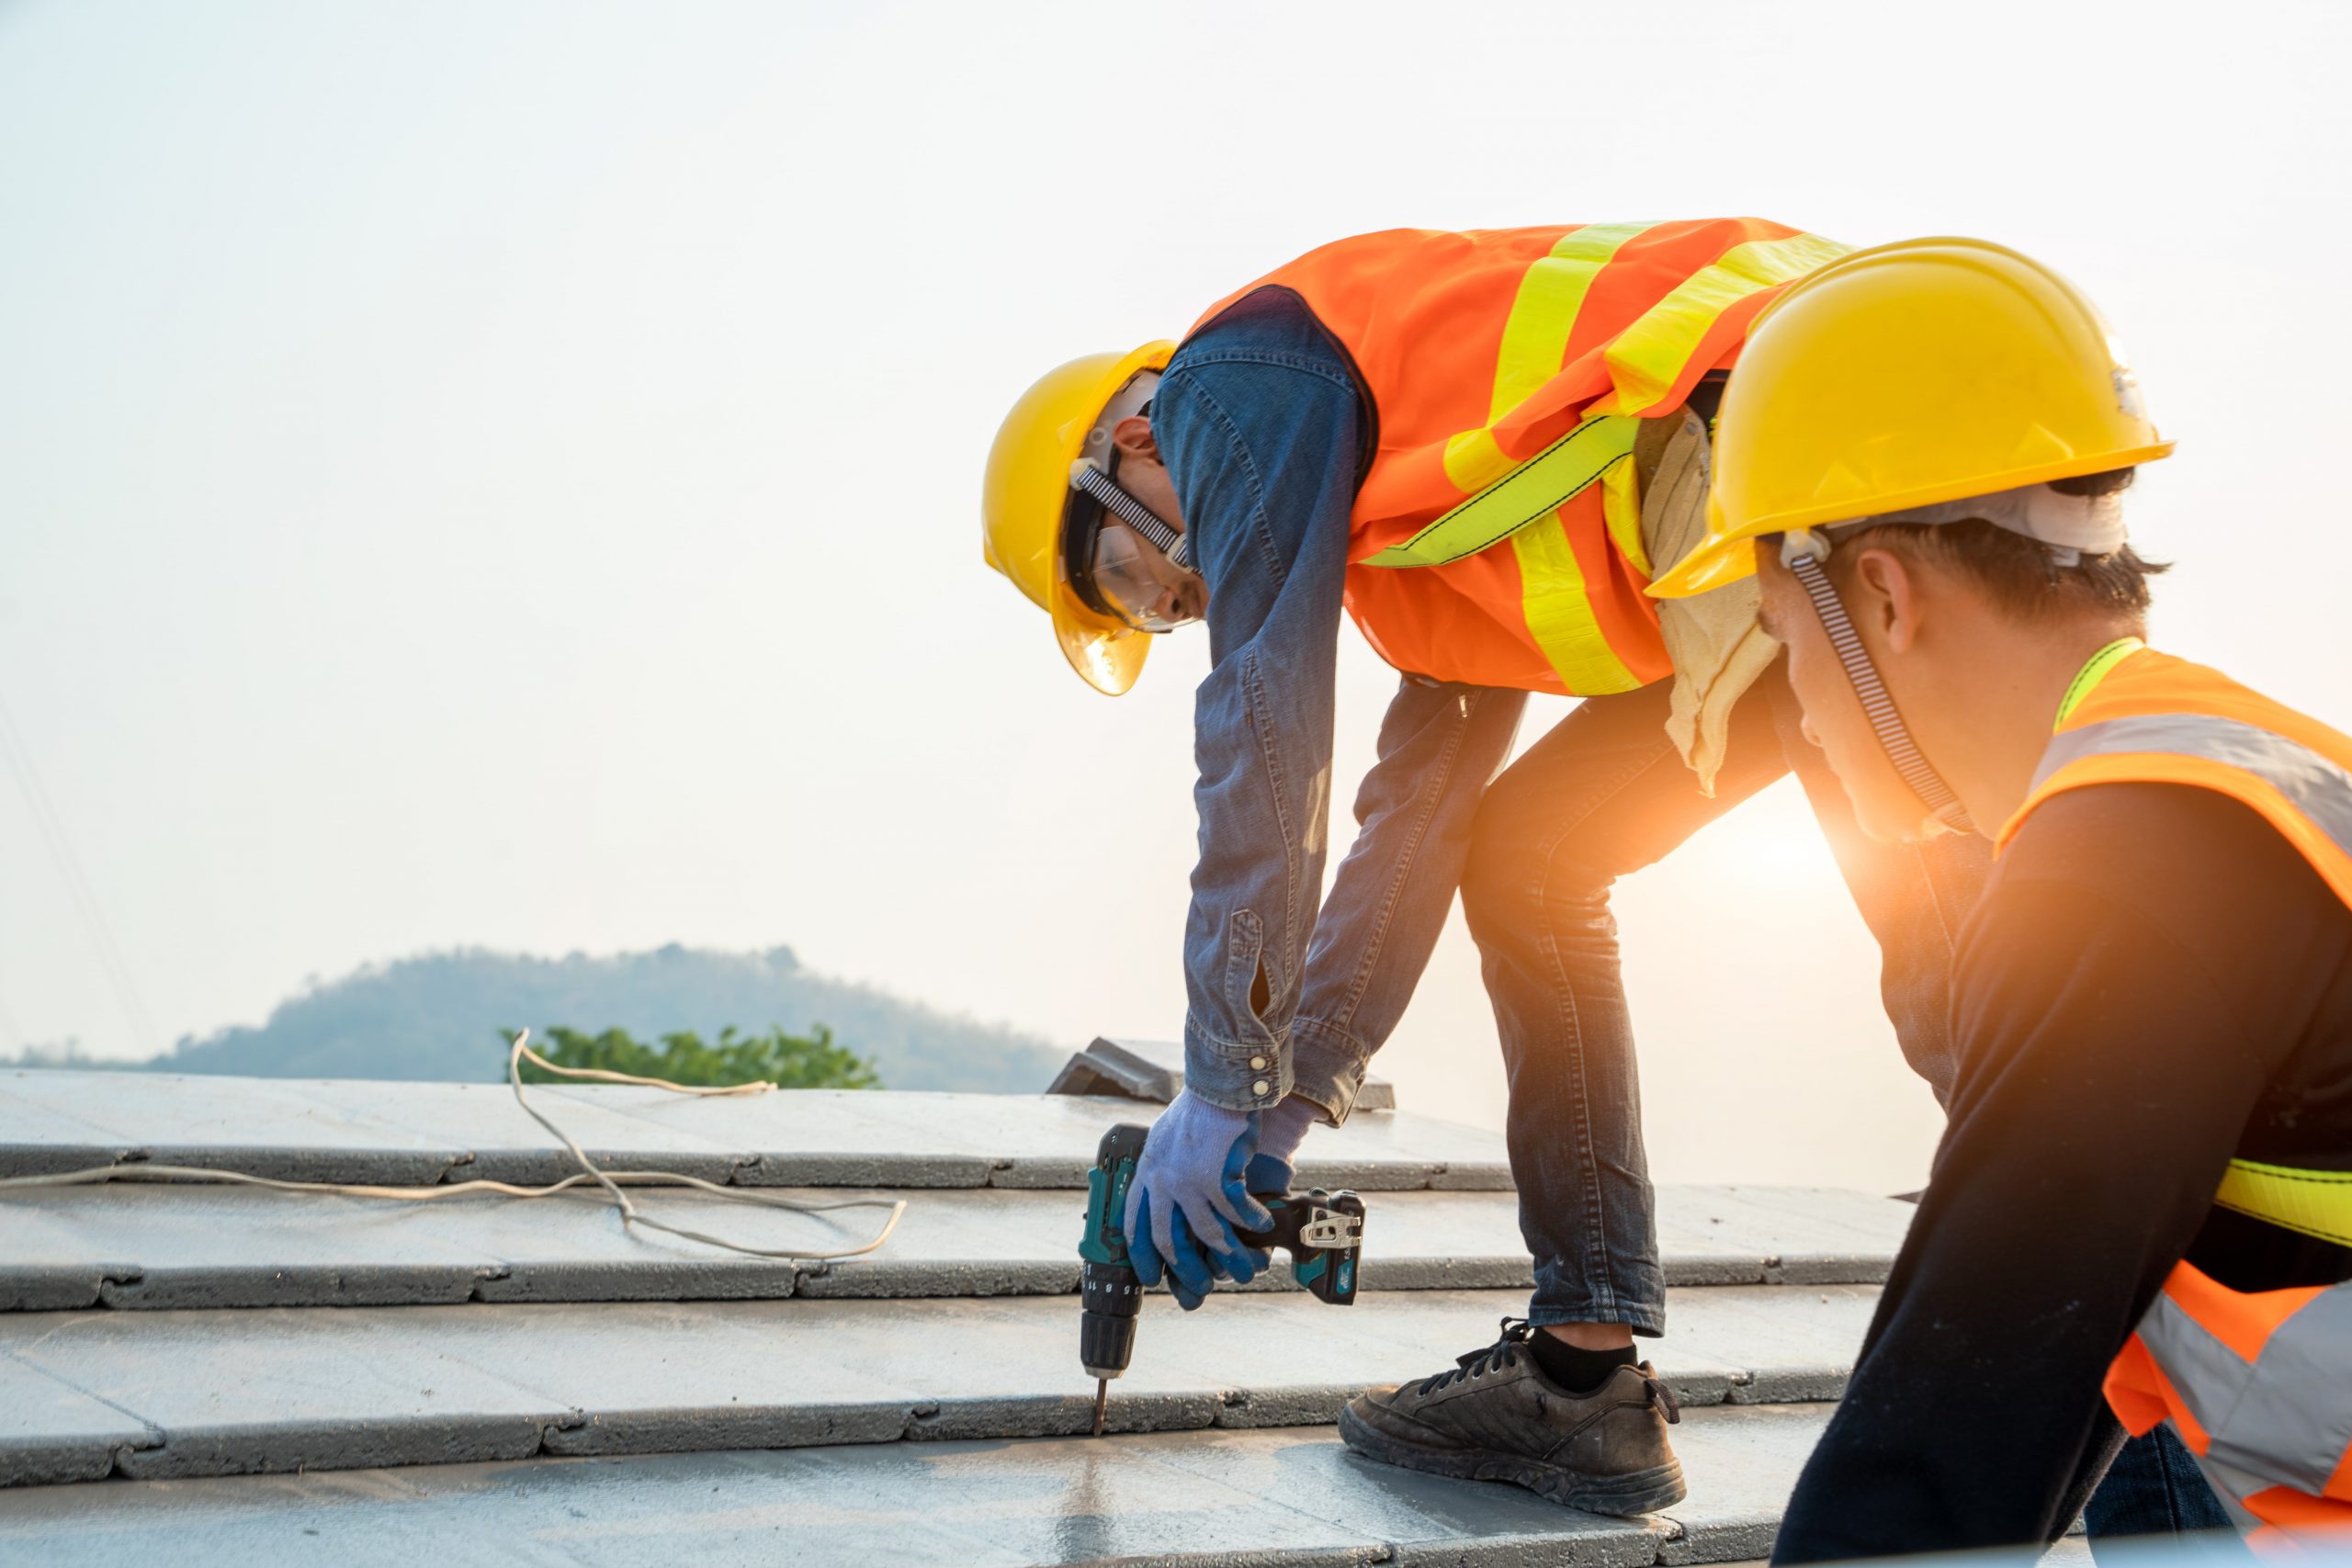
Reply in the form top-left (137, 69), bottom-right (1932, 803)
top-left (2086, 1427), bottom-right (2243, 1558)
top-left (1156, 286), bottom-right (1989, 1333)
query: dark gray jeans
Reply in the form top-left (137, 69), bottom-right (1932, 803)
top-left (1459, 664), bottom-right (1990, 1333)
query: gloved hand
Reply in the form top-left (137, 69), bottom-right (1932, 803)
top-left (1246, 1094), bottom-right (1320, 1196)
top-left (1123, 1089), bottom-right (1272, 1310)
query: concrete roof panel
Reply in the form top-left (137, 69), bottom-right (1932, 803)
top-left (0, 1352), bottom-right (161, 1487)
top-left (0, 1306), bottom-right (575, 1480)
top-left (0, 1408), bottom-right (1838, 1566)
top-left (1653, 1403), bottom-right (1848, 1565)
top-left (0, 1202), bottom-right (135, 1310)
top-left (0, 1184), bottom-right (1913, 1312)
top-left (0, 1071), bottom-right (472, 1184)
top-left (0, 1073), bottom-right (1510, 1190)
top-left (1, 1185), bottom-right (505, 1310)
top-left (0, 1073), bottom-right (749, 1186)
top-left (1652, 1187), bottom-right (1913, 1286)
top-left (577, 1088), bottom-right (1002, 1186)
top-left (0, 1286), bottom-right (1870, 1483)
top-left (1645, 1287), bottom-right (1881, 1405)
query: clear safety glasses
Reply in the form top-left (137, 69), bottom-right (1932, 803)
top-left (1063, 376), bottom-right (1206, 634)
top-left (1086, 514), bottom-right (1207, 632)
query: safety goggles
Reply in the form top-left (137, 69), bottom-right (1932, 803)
top-left (1062, 376), bottom-right (1205, 634)
top-left (1081, 505), bottom-right (1205, 632)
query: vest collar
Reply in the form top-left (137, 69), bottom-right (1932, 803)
top-left (2052, 636), bottom-right (2147, 730)
top-left (1997, 637), bottom-right (2152, 852)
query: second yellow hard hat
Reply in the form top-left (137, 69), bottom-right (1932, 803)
top-left (1649, 237), bottom-right (2175, 599)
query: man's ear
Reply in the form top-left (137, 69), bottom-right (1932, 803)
top-left (1850, 547), bottom-right (1925, 655)
top-left (1110, 415), bottom-right (1160, 464)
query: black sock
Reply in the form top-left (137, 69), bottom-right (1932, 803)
top-left (1527, 1333), bottom-right (1640, 1393)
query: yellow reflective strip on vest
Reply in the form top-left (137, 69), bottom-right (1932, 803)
top-left (2054, 637), bottom-right (2147, 728)
top-left (1511, 521), bottom-right (1643, 694)
top-left (1442, 429), bottom-right (1516, 500)
top-left (1587, 231), bottom-right (1852, 416)
top-left (1442, 221), bottom-right (1654, 495)
top-left (1600, 454), bottom-right (1648, 579)
top-left (1367, 416), bottom-right (1639, 569)
top-left (2216, 1160), bottom-right (2352, 1248)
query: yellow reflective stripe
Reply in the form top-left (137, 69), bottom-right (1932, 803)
top-left (1511, 522), bottom-right (1643, 694)
top-left (2216, 1159), bottom-right (2352, 1248)
top-left (1487, 222), bottom-right (1656, 416)
top-left (1442, 221), bottom-right (1654, 495)
top-left (1441, 428), bottom-right (1518, 497)
top-left (1587, 231), bottom-right (1852, 416)
top-left (1528, 445), bottom-right (1647, 693)
top-left (1600, 455), bottom-right (1648, 579)
top-left (1367, 416), bottom-right (1638, 569)
top-left (1441, 430), bottom-right (1515, 498)
top-left (2053, 637), bottom-right (2147, 728)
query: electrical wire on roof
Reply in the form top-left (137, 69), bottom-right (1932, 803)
top-left (0, 1030), bottom-right (908, 1263)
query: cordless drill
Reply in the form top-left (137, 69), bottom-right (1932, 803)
top-left (1078, 1122), bottom-right (1365, 1436)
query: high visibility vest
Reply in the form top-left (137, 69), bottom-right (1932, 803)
top-left (1188, 220), bottom-right (1849, 696)
top-left (1996, 641), bottom-right (2352, 1548)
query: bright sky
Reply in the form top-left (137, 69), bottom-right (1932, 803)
top-left (4, 0), bottom-right (2347, 1192)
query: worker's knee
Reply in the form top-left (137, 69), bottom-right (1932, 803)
top-left (1461, 809), bottom-right (1612, 947)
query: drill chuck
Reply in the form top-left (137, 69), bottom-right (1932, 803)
top-left (1080, 1261), bottom-right (1141, 1379)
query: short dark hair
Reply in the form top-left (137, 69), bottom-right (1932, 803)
top-left (1827, 468), bottom-right (2166, 626)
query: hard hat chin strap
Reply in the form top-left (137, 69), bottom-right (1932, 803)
top-left (1781, 531), bottom-right (1974, 834)
top-left (1070, 460), bottom-right (1193, 572)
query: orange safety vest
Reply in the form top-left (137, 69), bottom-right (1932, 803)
top-left (1996, 641), bottom-right (2352, 1548)
top-left (1188, 220), bottom-right (1849, 697)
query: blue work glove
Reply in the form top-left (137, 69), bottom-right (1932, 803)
top-left (1123, 1089), bottom-right (1272, 1311)
top-left (1248, 1095), bottom-right (1320, 1195)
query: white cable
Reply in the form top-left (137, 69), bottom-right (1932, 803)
top-left (0, 1030), bottom-right (907, 1264)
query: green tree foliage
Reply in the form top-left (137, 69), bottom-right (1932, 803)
top-left (516, 1023), bottom-right (883, 1090)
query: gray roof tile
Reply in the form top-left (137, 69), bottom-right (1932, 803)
top-left (0, 1354), bottom-right (160, 1487)
top-left (0, 1075), bottom-right (1510, 1190)
top-left (0, 1286), bottom-right (1873, 1483)
top-left (0, 1406), bottom-right (1845, 1567)
top-left (0, 1183), bottom-right (1911, 1312)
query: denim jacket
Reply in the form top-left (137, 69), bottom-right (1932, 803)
top-left (1154, 288), bottom-right (1521, 1116)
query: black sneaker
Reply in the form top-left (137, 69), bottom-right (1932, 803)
top-left (1338, 1317), bottom-right (1686, 1516)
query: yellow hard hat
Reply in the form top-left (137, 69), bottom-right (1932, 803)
top-left (982, 342), bottom-right (1177, 694)
top-left (1648, 237), bottom-right (2176, 599)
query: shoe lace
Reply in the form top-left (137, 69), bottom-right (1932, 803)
top-left (1415, 1316), bottom-right (1533, 1396)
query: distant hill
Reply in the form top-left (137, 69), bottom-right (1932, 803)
top-left (27, 945), bottom-right (1070, 1091)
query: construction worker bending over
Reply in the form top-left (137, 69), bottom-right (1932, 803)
top-left (1655, 238), bottom-right (2352, 1557)
top-left (982, 220), bottom-right (1988, 1514)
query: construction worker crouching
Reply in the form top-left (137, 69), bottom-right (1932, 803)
top-left (983, 221), bottom-right (1992, 1515)
top-left (1655, 238), bottom-right (2352, 1557)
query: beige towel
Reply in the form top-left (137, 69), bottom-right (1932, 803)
top-left (1636, 407), bottom-right (1779, 795)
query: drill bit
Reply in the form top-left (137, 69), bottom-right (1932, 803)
top-left (1091, 1377), bottom-right (1109, 1438)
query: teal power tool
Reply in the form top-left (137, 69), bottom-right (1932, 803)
top-left (1078, 1122), bottom-right (1365, 1436)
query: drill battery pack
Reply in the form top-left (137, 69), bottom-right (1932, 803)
top-left (1238, 1188), bottom-right (1364, 1303)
